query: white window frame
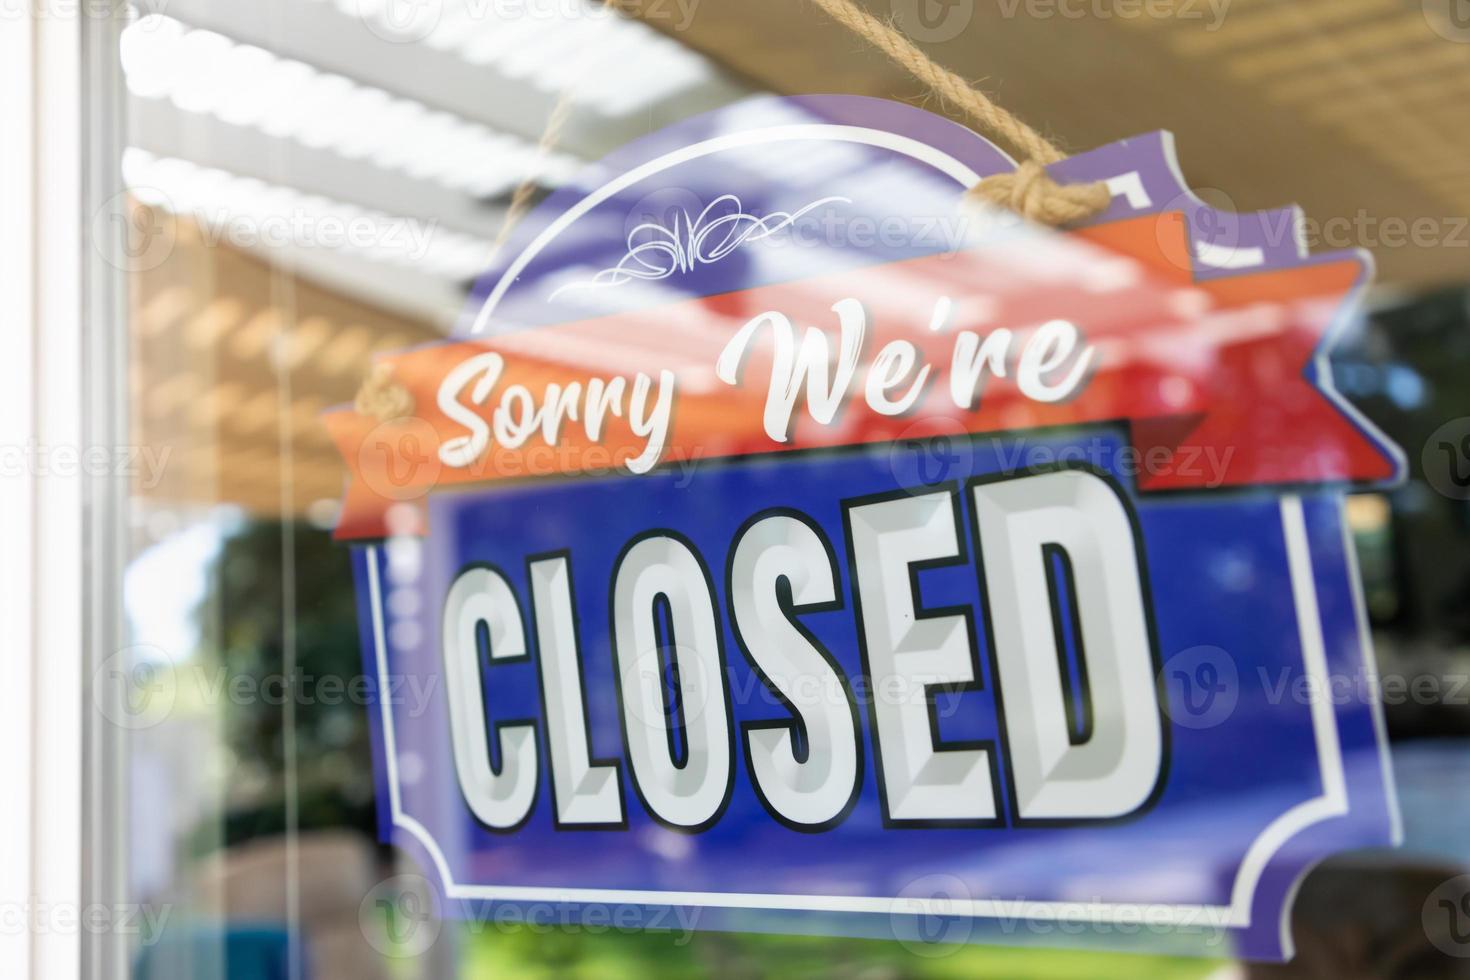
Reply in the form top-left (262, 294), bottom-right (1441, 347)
top-left (1, 4), bottom-right (127, 978)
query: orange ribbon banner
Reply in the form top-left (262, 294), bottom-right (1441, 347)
top-left (326, 213), bottom-right (1396, 539)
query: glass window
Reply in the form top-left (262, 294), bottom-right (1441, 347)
top-left (91, 1), bottom-right (1470, 977)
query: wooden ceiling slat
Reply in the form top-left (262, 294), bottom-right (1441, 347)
top-left (1172, 0), bottom-right (1399, 55)
top-left (1224, 16), bottom-right (1429, 77)
top-left (1268, 41), bottom-right (1470, 103)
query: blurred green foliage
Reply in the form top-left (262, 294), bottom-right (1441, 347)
top-left (460, 924), bottom-right (1221, 980)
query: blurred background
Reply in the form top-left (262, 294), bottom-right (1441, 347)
top-left (112, 0), bottom-right (1470, 976)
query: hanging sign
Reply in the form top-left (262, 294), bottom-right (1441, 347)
top-left (327, 96), bottom-right (1403, 961)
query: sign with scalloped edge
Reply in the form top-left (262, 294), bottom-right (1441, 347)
top-left (330, 96), bottom-right (1403, 962)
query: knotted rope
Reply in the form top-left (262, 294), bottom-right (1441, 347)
top-left (355, 360), bottom-right (414, 421)
top-left (805, 0), bottom-right (1110, 223)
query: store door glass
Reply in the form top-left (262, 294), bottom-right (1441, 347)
top-left (106, 2), bottom-right (1470, 978)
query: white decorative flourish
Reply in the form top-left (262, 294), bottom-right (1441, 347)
top-left (549, 193), bottom-right (850, 300)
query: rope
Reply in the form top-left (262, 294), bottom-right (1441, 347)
top-left (805, 0), bottom-right (1110, 223)
top-left (492, 94), bottom-right (580, 254)
top-left (360, 1), bottom-right (618, 423)
top-left (493, 0), bottom-right (631, 252)
top-left (969, 159), bottom-right (1112, 226)
top-left (357, 0), bottom-right (1110, 421)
